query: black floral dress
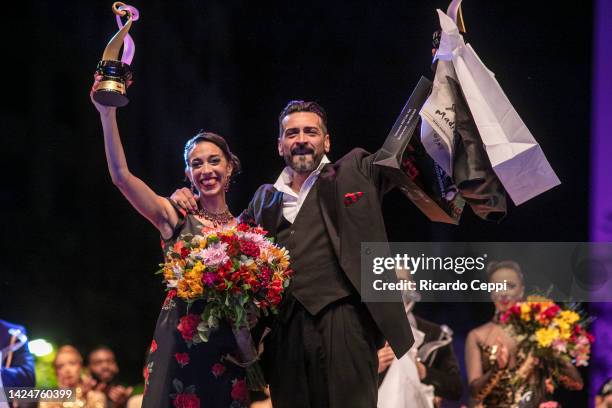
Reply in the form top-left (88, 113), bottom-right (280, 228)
top-left (142, 204), bottom-right (248, 408)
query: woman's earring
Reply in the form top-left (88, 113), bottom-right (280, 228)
top-left (191, 183), bottom-right (197, 195)
top-left (224, 180), bottom-right (230, 193)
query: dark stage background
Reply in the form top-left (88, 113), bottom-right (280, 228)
top-left (1, 1), bottom-right (592, 405)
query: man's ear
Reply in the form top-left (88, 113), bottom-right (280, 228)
top-left (324, 133), bottom-right (331, 153)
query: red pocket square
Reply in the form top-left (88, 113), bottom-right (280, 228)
top-left (344, 191), bottom-right (364, 206)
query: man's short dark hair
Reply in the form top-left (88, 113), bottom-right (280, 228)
top-left (278, 100), bottom-right (328, 137)
top-left (87, 345), bottom-right (115, 364)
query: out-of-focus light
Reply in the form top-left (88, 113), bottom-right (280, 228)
top-left (28, 339), bottom-right (53, 357)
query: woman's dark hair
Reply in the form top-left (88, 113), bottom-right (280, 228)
top-left (183, 131), bottom-right (241, 179)
top-left (486, 260), bottom-right (524, 284)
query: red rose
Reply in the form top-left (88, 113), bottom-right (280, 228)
top-left (211, 363), bottom-right (226, 378)
top-left (150, 339), bottom-right (158, 353)
top-left (236, 223), bottom-right (250, 232)
top-left (172, 393), bottom-right (200, 408)
top-left (231, 378), bottom-right (249, 404)
top-left (221, 234), bottom-right (240, 257)
top-left (230, 271), bottom-right (242, 284)
top-left (215, 280), bottom-right (228, 291)
top-left (175, 352), bottom-right (190, 367)
top-left (177, 314), bottom-right (201, 342)
top-left (239, 239), bottom-right (260, 258)
top-left (167, 289), bottom-right (177, 300)
top-left (542, 305), bottom-right (560, 319)
top-left (509, 304), bottom-right (521, 316)
top-left (180, 247), bottom-right (191, 259)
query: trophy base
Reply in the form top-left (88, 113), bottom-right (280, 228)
top-left (94, 60), bottom-right (132, 107)
top-left (93, 87), bottom-right (130, 107)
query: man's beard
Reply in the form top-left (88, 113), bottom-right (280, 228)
top-left (284, 148), bottom-right (324, 174)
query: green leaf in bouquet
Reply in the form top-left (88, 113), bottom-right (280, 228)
top-left (155, 268), bottom-right (164, 275)
top-left (235, 305), bottom-right (245, 328)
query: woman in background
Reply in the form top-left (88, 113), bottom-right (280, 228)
top-left (465, 261), bottom-right (583, 408)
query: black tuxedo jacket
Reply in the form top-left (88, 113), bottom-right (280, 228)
top-left (243, 148), bottom-right (414, 358)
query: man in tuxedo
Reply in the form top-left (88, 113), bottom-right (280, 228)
top-left (172, 100), bottom-right (414, 408)
top-left (0, 319), bottom-right (35, 388)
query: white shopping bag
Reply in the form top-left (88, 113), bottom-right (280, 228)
top-left (420, 59), bottom-right (458, 177)
top-left (378, 328), bottom-right (434, 408)
top-left (419, 0), bottom-right (465, 177)
top-left (435, 9), bottom-right (561, 205)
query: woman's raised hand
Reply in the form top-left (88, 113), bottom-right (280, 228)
top-left (90, 73), bottom-right (116, 116)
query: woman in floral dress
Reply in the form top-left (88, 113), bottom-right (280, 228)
top-left (91, 79), bottom-right (249, 408)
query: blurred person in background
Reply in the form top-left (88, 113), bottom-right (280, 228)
top-left (87, 346), bottom-right (132, 407)
top-left (39, 345), bottom-right (106, 408)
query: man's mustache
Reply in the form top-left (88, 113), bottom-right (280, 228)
top-left (291, 146), bottom-right (315, 156)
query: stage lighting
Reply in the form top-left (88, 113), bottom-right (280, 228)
top-left (28, 339), bottom-right (53, 357)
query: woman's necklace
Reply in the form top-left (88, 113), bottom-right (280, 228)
top-left (191, 205), bottom-right (234, 227)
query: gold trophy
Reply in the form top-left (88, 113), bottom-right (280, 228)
top-left (93, 2), bottom-right (139, 107)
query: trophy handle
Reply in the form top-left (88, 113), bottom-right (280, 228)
top-left (101, 2), bottom-right (136, 62)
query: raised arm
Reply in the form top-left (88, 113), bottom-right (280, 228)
top-left (91, 79), bottom-right (177, 239)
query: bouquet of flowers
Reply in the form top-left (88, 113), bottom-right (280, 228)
top-left (159, 222), bottom-right (293, 389)
top-left (500, 295), bottom-right (594, 383)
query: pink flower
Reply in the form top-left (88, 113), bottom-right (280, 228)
top-left (175, 352), bottom-right (190, 367)
top-left (196, 242), bottom-right (229, 266)
top-left (574, 353), bottom-right (589, 367)
top-left (177, 314), bottom-right (201, 342)
top-left (211, 363), bottom-right (226, 378)
top-left (231, 378), bottom-right (249, 404)
top-left (172, 393), bottom-right (200, 408)
top-left (551, 339), bottom-right (567, 354)
top-left (202, 272), bottom-right (216, 287)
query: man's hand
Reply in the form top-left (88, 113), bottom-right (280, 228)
top-left (171, 187), bottom-right (198, 212)
top-left (107, 384), bottom-right (134, 407)
top-left (377, 342), bottom-right (396, 374)
top-left (416, 359), bottom-right (427, 380)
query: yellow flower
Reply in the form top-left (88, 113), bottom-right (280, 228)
top-left (536, 327), bottom-right (560, 348)
top-left (191, 261), bottom-right (205, 274)
top-left (559, 310), bottom-right (580, 324)
top-left (520, 303), bottom-right (532, 321)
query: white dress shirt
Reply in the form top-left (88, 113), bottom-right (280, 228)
top-left (272, 155), bottom-right (331, 223)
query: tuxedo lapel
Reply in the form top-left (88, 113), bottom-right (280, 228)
top-left (317, 163), bottom-right (341, 260)
top-left (260, 189), bottom-right (284, 238)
